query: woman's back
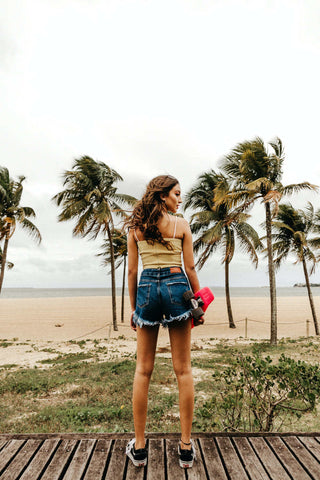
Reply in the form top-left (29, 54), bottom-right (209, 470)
top-left (134, 215), bottom-right (183, 269)
top-left (135, 214), bottom-right (182, 240)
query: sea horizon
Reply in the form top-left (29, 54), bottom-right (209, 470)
top-left (2, 286), bottom-right (320, 299)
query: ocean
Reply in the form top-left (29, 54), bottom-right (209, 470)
top-left (2, 286), bottom-right (320, 299)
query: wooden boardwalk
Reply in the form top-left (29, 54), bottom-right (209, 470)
top-left (1, 432), bottom-right (320, 479)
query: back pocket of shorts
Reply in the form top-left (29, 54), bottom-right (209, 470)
top-left (167, 281), bottom-right (188, 305)
top-left (137, 283), bottom-right (151, 308)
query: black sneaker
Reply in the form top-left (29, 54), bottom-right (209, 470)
top-left (126, 438), bottom-right (148, 467)
top-left (178, 439), bottom-right (196, 468)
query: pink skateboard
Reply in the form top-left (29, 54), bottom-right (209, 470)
top-left (183, 287), bottom-right (214, 327)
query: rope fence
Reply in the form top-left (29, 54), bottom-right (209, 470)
top-left (204, 317), bottom-right (312, 339)
top-left (70, 318), bottom-right (313, 341)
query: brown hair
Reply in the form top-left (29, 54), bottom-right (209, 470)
top-left (125, 175), bottom-right (179, 247)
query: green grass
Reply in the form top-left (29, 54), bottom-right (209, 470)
top-left (0, 364), bottom-right (18, 370)
top-left (0, 342), bottom-right (14, 348)
top-left (39, 352), bottom-right (95, 365)
top-left (1, 337), bottom-right (320, 433)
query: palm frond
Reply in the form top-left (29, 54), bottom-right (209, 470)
top-left (273, 251), bottom-right (290, 271)
top-left (269, 137), bottom-right (284, 160)
top-left (271, 221), bottom-right (295, 234)
top-left (309, 237), bottom-right (320, 249)
top-left (57, 199), bottom-right (90, 222)
top-left (195, 243), bottom-right (217, 270)
top-left (303, 248), bottom-right (317, 275)
top-left (20, 218), bottom-right (42, 243)
top-left (281, 182), bottom-right (318, 196)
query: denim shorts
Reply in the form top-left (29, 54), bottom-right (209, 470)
top-left (132, 267), bottom-right (192, 328)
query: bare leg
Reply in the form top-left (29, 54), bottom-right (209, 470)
top-left (169, 319), bottom-right (193, 448)
top-left (133, 324), bottom-right (159, 449)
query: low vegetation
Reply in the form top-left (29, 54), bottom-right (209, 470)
top-left (1, 337), bottom-right (320, 433)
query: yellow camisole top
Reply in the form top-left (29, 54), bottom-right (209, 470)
top-left (134, 216), bottom-right (183, 269)
top-left (137, 238), bottom-right (183, 269)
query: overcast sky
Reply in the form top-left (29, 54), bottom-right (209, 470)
top-left (1, 0), bottom-right (320, 288)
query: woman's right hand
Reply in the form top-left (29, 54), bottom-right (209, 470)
top-left (193, 316), bottom-right (205, 327)
top-left (130, 311), bottom-right (137, 331)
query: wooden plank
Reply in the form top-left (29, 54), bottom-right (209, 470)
top-left (249, 437), bottom-right (291, 480)
top-left (147, 439), bottom-right (165, 480)
top-left (216, 437), bottom-right (248, 480)
top-left (233, 437), bottom-right (269, 480)
top-left (299, 436), bottom-right (320, 462)
top-left (126, 461), bottom-right (145, 479)
top-left (0, 440), bottom-right (25, 475)
top-left (104, 438), bottom-right (128, 480)
top-left (165, 439), bottom-right (185, 480)
top-left (63, 439), bottom-right (96, 480)
top-left (0, 432), bottom-right (320, 480)
top-left (41, 439), bottom-right (78, 480)
top-left (267, 437), bottom-right (312, 480)
top-left (0, 439), bottom-right (42, 480)
top-left (19, 439), bottom-right (60, 480)
top-left (0, 441), bottom-right (8, 451)
top-left (198, 438), bottom-right (228, 480)
top-left (83, 439), bottom-right (112, 480)
top-left (1, 432), bottom-right (320, 441)
top-left (284, 436), bottom-right (320, 480)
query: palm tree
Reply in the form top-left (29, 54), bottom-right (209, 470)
top-left (98, 229), bottom-right (128, 323)
top-left (52, 156), bottom-right (135, 331)
top-left (0, 167), bottom-right (41, 293)
top-left (220, 137), bottom-right (317, 344)
top-left (184, 170), bottom-right (262, 328)
top-left (271, 202), bottom-right (320, 335)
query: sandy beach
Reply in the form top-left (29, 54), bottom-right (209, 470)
top-left (0, 295), bottom-right (318, 368)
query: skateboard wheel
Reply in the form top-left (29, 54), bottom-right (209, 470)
top-left (183, 290), bottom-right (194, 302)
top-left (192, 307), bottom-right (204, 320)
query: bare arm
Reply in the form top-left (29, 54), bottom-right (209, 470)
top-left (182, 220), bottom-right (201, 293)
top-left (127, 229), bottom-right (139, 311)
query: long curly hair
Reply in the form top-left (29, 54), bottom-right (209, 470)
top-left (125, 175), bottom-right (179, 248)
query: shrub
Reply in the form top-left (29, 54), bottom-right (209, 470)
top-left (199, 354), bottom-right (320, 432)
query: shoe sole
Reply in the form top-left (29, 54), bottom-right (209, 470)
top-left (179, 458), bottom-right (194, 468)
top-left (126, 451), bottom-right (147, 467)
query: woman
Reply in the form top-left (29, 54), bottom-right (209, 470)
top-left (125, 175), bottom-right (201, 469)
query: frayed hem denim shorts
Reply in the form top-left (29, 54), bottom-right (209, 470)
top-left (133, 267), bottom-right (192, 328)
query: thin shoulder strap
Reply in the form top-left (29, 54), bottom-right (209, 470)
top-left (173, 216), bottom-right (178, 239)
top-left (133, 229), bottom-right (139, 242)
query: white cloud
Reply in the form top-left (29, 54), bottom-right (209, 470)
top-left (1, 0), bottom-right (320, 288)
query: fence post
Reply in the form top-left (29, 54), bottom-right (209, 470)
top-left (108, 323), bottom-right (112, 340)
top-left (245, 317), bottom-right (248, 339)
top-left (306, 319), bottom-right (310, 337)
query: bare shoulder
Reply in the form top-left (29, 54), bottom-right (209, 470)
top-left (128, 227), bottom-right (145, 242)
top-left (127, 229), bottom-right (136, 244)
top-left (176, 216), bottom-right (190, 236)
top-left (177, 216), bottom-right (189, 227)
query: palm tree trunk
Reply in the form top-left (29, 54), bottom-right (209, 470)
top-left (302, 256), bottom-right (319, 335)
top-left (106, 223), bottom-right (118, 331)
top-left (225, 253), bottom-right (236, 328)
top-left (121, 255), bottom-right (126, 323)
top-left (0, 237), bottom-right (9, 294)
top-left (265, 202), bottom-right (277, 345)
